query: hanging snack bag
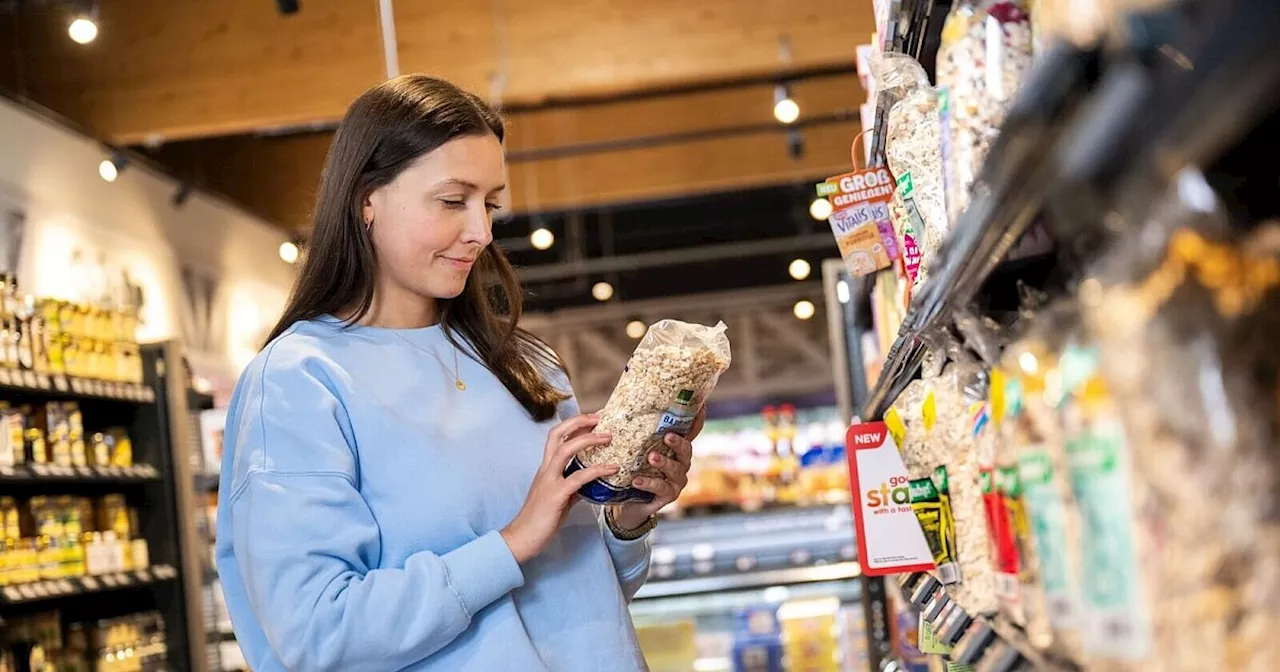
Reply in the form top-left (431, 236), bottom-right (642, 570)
top-left (568, 319), bottom-right (732, 504)
top-left (888, 378), bottom-right (961, 585)
top-left (936, 0), bottom-right (1034, 225)
top-left (872, 52), bottom-right (949, 292)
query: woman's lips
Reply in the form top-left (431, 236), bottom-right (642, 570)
top-left (441, 256), bottom-right (475, 269)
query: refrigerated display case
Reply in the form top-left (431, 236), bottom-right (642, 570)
top-left (632, 506), bottom-right (867, 672)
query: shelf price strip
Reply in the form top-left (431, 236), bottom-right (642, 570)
top-left (1, 565), bottom-right (177, 605)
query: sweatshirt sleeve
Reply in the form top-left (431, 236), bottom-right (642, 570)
top-left (600, 513), bottom-right (653, 601)
top-left (223, 348), bottom-right (524, 672)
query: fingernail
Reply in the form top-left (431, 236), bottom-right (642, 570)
top-left (649, 453), bottom-right (662, 465)
top-left (595, 432), bottom-right (611, 439)
top-left (634, 478), bottom-right (647, 486)
top-left (665, 434), bottom-right (678, 446)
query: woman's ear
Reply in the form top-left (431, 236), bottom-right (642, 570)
top-left (361, 189), bottom-right (377, 228)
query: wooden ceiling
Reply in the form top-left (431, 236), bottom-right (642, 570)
top-left (3, 0), bottom-right (875, 232)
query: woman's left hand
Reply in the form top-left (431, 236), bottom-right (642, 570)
top-left (610, 407), bottom-right (706, 530)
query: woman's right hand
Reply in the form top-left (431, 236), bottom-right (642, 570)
top-left (501, 414), bottom-right (618, 565)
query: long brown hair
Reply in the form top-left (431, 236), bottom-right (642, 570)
top-left (266, 75), bottom-right (567, 421)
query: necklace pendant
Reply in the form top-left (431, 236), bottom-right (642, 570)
top-left (455, 379), bottom-right (467, 391)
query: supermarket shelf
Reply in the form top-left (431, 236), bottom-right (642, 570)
top-left (648, 505), bottom-right (856, 583)
top-left (0, 564), bottom-right (179, 608)
top-left (0, 462), bottom-right (161, 483)
top-left (897, 572), bottom-right (1060, 671)
top-left (862, 0), bottom-right (1280, 420)
top-left (635, 561), bottom-right (862, 600)
top-left (0, 368), bottom-right (155, 403)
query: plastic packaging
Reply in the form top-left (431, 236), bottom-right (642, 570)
top-left (936, 0), bottom-right (1034, 225)
top-left (1079, 169), bottom-right (1280, 671)
top-left (873, 53), bottom-right (949, 291)
top-left (569, 319), bottom-right (732, 504)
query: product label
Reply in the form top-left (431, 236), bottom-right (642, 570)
top-left (1065, 419), bottom-right (1151, 657)
top-left (845, 422), bottom-right (936, 575)
top-left (656, 388), bottom-right (698, 436)
top-left (910, 471), bottom-right (960, 584)
top-left (1017, 448), bottom-right (1078, 627)
top-left (917, 616), bottom-right (951, 655)
top-left (818, 168), bottom-right (896, 277)
top-left (922, 391), bottom-right (937, 433)
top-left (936, 86), bottom-right (955, 219)
top-left (896, 172), bottom-right (925, 283)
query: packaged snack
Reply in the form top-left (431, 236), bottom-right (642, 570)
top-left (872, 53), bottom-right (948, 290)
top-left (936, 0), bottom-right (1034, 224)
top-left (1080, 170), bottom-right (1280, 671)
top-left (569, 319), bottom-right (731, 503)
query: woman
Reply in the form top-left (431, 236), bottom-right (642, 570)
top-left (216, 75), bottom-right (701, 672)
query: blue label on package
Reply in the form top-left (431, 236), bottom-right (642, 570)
top-left (564, 456), bottom-right (656, 504)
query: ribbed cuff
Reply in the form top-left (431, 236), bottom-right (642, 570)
top-left (440, 530), bottom-right (525, 618)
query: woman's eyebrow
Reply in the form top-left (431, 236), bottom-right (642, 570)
top-left (433, 178), bottom-right (506, 195)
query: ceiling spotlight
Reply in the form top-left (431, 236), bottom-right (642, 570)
top-left (279, 241), bottom-right (299, 264)
top-left (591, 281), bottom-right (614, 302)
top-left (98, 159), bottom-right (118, 182)
top-left (98, 152), bottom-right (127, 183)
top-left (68, 16), bottom-right (98, 44)
top-left (530, 227), bottom-right (554, 251)
top-left (773, 84), bottom-right (799, 124)
top-left (793, 299), bottom-right (816, 320)
top-left (625, 320), bottom-right (647, 339)
top-left (809, 197), bottom-right (833, 221)
top-left (788, 258), bottom-right (811, 281)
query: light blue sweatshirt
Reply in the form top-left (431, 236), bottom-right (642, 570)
top-left (216, 316), bottom-right (651, 672)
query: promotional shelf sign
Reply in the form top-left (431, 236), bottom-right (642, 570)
top-left (846, 421), bottom-right (936, 575)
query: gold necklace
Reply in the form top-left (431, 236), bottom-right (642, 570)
top-left (390, 331), bottom-right (467, 391)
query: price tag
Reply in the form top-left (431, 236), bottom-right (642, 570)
top-left (0, 369), bottom-right (11, 385)
top-left (155, 565), bottom-right (178, 580)
top-left (21, 371), bottom-right (36, 387)
top-left (70, 378), bottom-right (83, 393)
top-left (144, 389), bottom-right (156, 402)
top-left (53, 374), bottom-right (68, 391)
top-left (31, 463), bottom-right (49, 477)
top-left (36, 374), bottom-right (50, 389)
top-left (135, 569), bottom-right (151, 582)
top-left (57, 579), bottom-right (75, 593)
top-left (31, 582), bottom-right (49, 597)
top-left (3, 586), bottom-right (20, 601)
top-left (113, 383), bottom-right (125, 397)
top-left (74, 465), bottom-right (93, 477)
top-left (115, 572), bottom-right (132, 585)
top-left (0, 465), bottom-right (14, 477)
top-left (17, 584), bottom-right (36, 600)
top-left (81, 576), bottom-right (100, 591)
top-left (846, 422), bottom-right (936, 576)
top-left (101, 574), bottom-right (118, 588)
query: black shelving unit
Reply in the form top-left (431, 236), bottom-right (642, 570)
top-left (861, 0), bottom-right (1280, 422)
top-left (847, 0), bottom-right (1280, 670)
top-left (0, 340), bottom-right (209, 671)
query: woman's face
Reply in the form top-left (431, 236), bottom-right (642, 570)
top-left (363, 132), bottom-right (506, 306)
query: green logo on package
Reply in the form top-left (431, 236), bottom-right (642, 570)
top-left (675, 389), bottom-right (694, 405)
